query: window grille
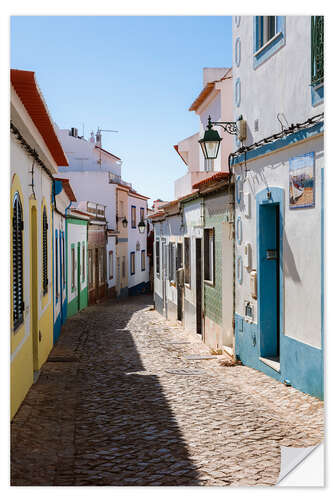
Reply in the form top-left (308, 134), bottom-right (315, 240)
top-left (141, 249), bottom-right (146, 271)
top-left (42, 206), bottom-right (48, 295)
top-left (311, 16), bottom-right (324, 86)
top-left (155, 240), bottom-right (160, 276)
top-left (12, 193), bottom-right (24, 330)
top-left (184, 237), bottom-right (191, 285)
top-left (130, 251), bottom-right (135, 275)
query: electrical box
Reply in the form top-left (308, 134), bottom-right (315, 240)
top-left (238, 119), bottom-right (247, 142)
top-left (244, 242), bottom-right (252, 269)
top-left (250, 270), bottom-right (257, 299)
top-left (176, 267), bottom-right (184, 288)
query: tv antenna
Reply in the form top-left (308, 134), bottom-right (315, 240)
top-left (96, 126), bottom-right (119, 165)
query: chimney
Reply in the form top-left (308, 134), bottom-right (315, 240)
top-left (69, 127), bottom-right (78, 138)
top-left (89, 131), bottom-right (95, 144)
top-left (96, 130), bottom-right (102, 147)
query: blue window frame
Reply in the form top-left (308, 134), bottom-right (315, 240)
top-left (55, 229), bottom-right (59, 302)
top-left (131, 205), bottom-right (136, 228)
top-left (130, 251), bottom-right (135, 275)
top-left (253, 16), bottom-right (285, 69)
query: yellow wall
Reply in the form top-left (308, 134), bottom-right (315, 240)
top-left (10, 173), bottom-right (54, 419)
top-left (10, 174), bottom-right (33, 418)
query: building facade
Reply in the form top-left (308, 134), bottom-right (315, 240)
top-left (66, 209), bottom-right (89, 318)
top-left (128, 191), bottom-right (150, 295)
top-left (231, 16), bottom-right (324, 398)
top-left (53, 178), bottom-right (76, 343)
top-left (10, 69), bottom-right (68, 418)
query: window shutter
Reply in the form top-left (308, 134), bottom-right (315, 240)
top-left (13, 194), bottom-right (24, 330)
top-left (42, 207), bottom-right (48, 295)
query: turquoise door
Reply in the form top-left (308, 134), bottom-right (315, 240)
top-left (258, 203), bottom-right (280, 358)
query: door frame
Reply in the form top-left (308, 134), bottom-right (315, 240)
top-left (256, 187), bottom-right (284, 360)
top-left (77, 242), bottom-right (81, 310)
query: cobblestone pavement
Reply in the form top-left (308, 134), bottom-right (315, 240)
top-left (11, 295), bottom-right (324, 486)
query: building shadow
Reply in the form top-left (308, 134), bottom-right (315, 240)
top-left (11, 294), bottom-right (200, 486)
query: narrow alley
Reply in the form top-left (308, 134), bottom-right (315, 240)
top-left (11, 295), bottom-right (324, 486)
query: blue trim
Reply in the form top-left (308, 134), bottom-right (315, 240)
top-left (55, 229), bottom-right (59, 304)
top-left (128, 281), bottom-right (150, 296)
top-left (131, 205), bottom-right (136, 228)
top-left (231, 121), bottom-right (324, 167)
top-left (235, 37), bottom-right (241, 67)
top-left (54, 180), bottom-right (63, 196)
top-left (256, 187), bottom-right (284, 358)
top-left (235, 314), bottom-right (323, 399)
top-left (311, 83), bottom-right (324, 107)
top-left (253, 16), bottom-right (286, 69)
top-left (235, 175), bottom-right (242, 204)
top-left (236, 216), bottom-right (242, 244)
top-left (235, 78), bottom-right (241, 107)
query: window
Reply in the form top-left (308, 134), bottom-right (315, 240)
top-left (311, 16), bottom-right (324, 87)
top-left (71, 245), bottom-right (75, 291)
top-left (140, 207), bottom-right (144, 222)
top-left (82, 242), bottom-right (85, 282)
top-left (141, 249), bottom-right (146, 271)
top-left (130, 251), bottom-right (135, 275)
top-left (204, 228), bottom-right (215, 284)
top-left (62, 233), bottom-right (65, 288)
top-left (204, 158), bottom-right (214, 172)
top-left (155, 240), bottom-right (160, 276)
top-left (122, 256), bottom-right (126, 278)
top-left (131, 205), bottom-right (136, 228)
top-left (168, 243), bottom-right (176, 281)
top-left (55, 231), bottom-right (59, 300)
top-left (257, 16), bottom-right (277, 49)
top-left (184, 237), bottom-right (191, 285)
top-left (109, 250), bottom-right (114, 279)
top-left (88, 249), bottom-right (93, 288)
top-left (253, 16), bottom-right (285, 69)
top-left (42, 206), bottom-right (48, 295)
top-left (12, 192), bottom-right (24, 330)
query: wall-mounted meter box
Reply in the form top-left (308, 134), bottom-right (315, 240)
top-left (244, 242), bottom-right (252, 269)
top-left (250, 270), bottom-right (257, 299)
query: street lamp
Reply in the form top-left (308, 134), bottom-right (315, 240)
top-left (138, 220), bottom-right (146, 233)
top-left (199, 115), bottom-right (245, 160)
top-left (122, 217), bottom-right (128, 228)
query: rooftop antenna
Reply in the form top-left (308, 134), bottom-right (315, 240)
top-left (96, 126), bottom-right (119, 165)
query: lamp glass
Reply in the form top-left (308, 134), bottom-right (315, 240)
top-left (138, 221), bottom-right (145, 233)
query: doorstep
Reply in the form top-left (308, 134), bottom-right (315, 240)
top-left (259, 356), bottom-right (281, 373)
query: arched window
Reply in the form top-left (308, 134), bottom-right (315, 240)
top-left (42, 206), bottom-right (48, 295)
top-left (12, 193), bottom-right (24, 330)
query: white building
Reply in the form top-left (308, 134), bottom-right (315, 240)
top-left (231, 16), bottom-right (324, 399)
top-left (128, 191), bottom-right (150, 295)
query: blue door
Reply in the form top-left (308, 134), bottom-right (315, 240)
top-left (258, 203), bottom-right (280, 359)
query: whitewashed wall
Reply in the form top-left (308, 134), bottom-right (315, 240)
top-left (128, 195), bottom-right (149, 289)
top-left (234, 135), bottom-right (323, 349)
top-left (232, 16), bottom-right (324, 146)
top-left (66, 219), bottom-right (88, 305)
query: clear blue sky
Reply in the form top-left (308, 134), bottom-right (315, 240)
top-left (11, 16), bottom-right (232, 204)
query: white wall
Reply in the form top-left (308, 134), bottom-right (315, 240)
top-left (107, 236), bottom-right (116, 289)
top-left (234, 136), bottom-right (323, 349)
top-left (232, 16), bottom-right (324, 147)
top-left (67, 219), bottom-right (88, 304)
top-left (57, 170), bottom-right (117, 230)
top-left (128, 195), bottom-right (150, 288)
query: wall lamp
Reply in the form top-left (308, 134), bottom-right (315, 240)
top-left (199, 115), bottom-right (247, 160)
top-left (138, 220), bottom-right (146, 233)
top-left (122, 217), bottom-right (128, 228)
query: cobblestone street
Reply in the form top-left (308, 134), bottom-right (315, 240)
top-left (11, 295), bottom-right (324, 486)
